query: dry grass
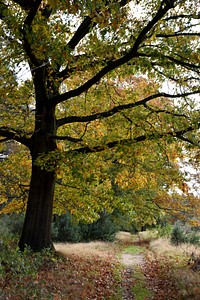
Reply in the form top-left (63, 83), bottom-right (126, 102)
top-left (149, 238), bottom-right (200, 257)
top-left (138, 230), bottom-right (158, 241)
top-left (54, 231), bottom-right (137, 260)
top-left (147, 238), bottom-right (200, 299)
top-left (54, 241), bottom-right (118, 260)
top-left (54, 234), bottom-right (200, 300)
top-left (115, 231), bottom-right (137, 243)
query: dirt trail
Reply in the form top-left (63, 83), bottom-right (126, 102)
top-left (55, 232), bottom-right (146, 300)
top-left (120, 253), bottom-right (145, 300)
top-left (121, 253), bottom-right (145, 267)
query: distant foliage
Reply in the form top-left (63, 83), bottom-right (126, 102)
top-left (1, 213), bottom-right (24, 236)
top-left (156, 224), bottom-right (173, 238)
top-left (171, 222), bottom-right (200, 246)
top-left (52, 210), bottom-right (120, 243)
top-left (52, 213), bottom-right (82, 243)
top-left (81, 211), bottom-right (118, 242)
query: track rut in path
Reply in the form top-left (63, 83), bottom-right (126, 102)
top-left (120, 253), bottom-right (145, 300)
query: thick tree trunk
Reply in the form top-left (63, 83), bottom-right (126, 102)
top-left (18, 64), bottom-right (60, 251)
top-left (19, 161), bottom-right (56, 251)
top-left (18, 95), bottom-right (58, 251)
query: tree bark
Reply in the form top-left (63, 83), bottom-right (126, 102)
top-left (18, 161), bottom-right (56, 251)
top-left (18, 81), bottom-right (58, 251)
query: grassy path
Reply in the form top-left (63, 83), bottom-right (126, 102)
top-left (1, 232), bottom-right (200, 299)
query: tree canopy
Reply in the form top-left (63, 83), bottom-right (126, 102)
top-left (0, 0), bottom-right (199, 250)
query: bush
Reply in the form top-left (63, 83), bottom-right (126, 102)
top-left (7, 213), bottom-right (24, 235)
top-left (80, 211), bottom-right (118, 242)
top-left (52, 213), bottom-right (82, 243)
top-left (171, 223), bottom-right (187, 246)
top-left (0, 213), bottom-right (24, 236)
top-left (189, 233), bottom-right (200, 246)
top-left (171, 222), bottom-right (200, 246)
top-left (156, 224), bottom-right (173, 238)
top-left (0, 216), bottom-right (18, 253)
top-left (0, 231), bottom-right (57, 299)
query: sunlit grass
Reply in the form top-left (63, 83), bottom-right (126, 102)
top-left (147, 238), bottom-right (200, 299)
top-left (124, 245), bottom-right (145, 255)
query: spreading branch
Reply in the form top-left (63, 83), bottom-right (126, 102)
top-left (58, 0), bottom-right (130, 78)
top-left (164, 13), bottom-right (200, 21)
top-left (138, 52), bottom-right (200, 73)
top-left (20, 1), bottom-right (44, 67)
top-left (156, 32), bottom-right (200, 38)
top-left (0, 1), bottom-right (7, 20)
top-left (67, 0), bottom-right (129, 50)
top-left (50, 135), bottom-right (83, 143)
top-left (56, 90), bottom-right (200, 127)
top-left (23, 0), bottom-right (42, 27)
top-left (72, 125), bottom-right (199, 154)
top-left (52, 1), bottom-right (174, 105)
top-left (12, 0), bottom-right (33, 10)
top-left (0, 127), bottom-right (30, 147)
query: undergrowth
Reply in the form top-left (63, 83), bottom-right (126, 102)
top-left (0, 230), bottom-right (120, 299)
top-left (145, 238), bottom-right (200, 299)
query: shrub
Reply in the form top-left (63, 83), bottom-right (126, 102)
top-left (189, 233), bottom-right (200, 246)
top-left (52, 213), bottom-right (82, 243)
top-left (7, 213), bottom-right (24, 235)
top-left (156, 224), bottom-right (173, 238)
top-left (171, 222), bottom-right (187, 246)
top-left (0, 232), bottom-right (57, 299)
top-left (171, 222), bottom-right (200, 246)
top-left (0, 213), bottom-right (24, 237)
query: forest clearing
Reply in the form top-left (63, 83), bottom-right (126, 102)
top-left (1, 1), bottom-right (200, 298)
top-left (1, 231), bottom-right (200, 299)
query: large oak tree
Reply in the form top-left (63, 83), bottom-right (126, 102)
top-left (0, 0), bottom-right (199, 251)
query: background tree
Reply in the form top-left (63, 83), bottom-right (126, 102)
top-left (0, 0), bottom-right (199, 251)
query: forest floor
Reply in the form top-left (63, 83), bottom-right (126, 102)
top-left (1, 232), bottom-right (200, 299)
top-left (53, 231), bottom-right (200, 300)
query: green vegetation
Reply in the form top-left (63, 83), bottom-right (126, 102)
top-left (132, 269), bottom-right (154, 300)
top-left (171, 222), bottom-right (200, 246)
top-left (124, 245), bottom-right (145, 255)
top-left (0, 224), bottom-right (57, 299)
top-left (147, 238), bottom-right (200, 299)
top-left (0, 227), bottom-right (120, 299)
top-left (156, 223), bottom-right (173, 238)
top-left (52, 210), bottom-right (119, 242)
